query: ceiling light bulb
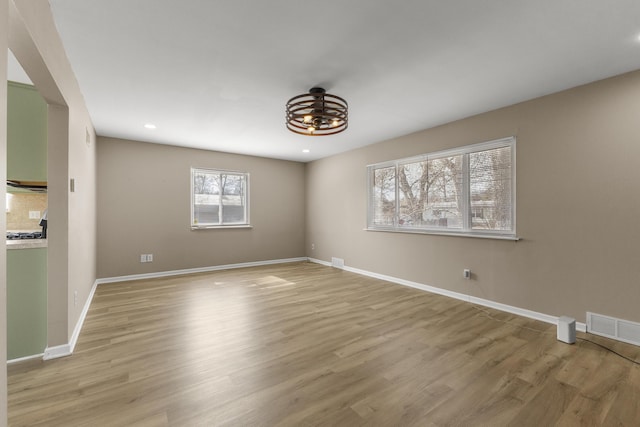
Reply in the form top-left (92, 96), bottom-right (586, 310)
top-left (144, 123), bottom-right (156, 129)
top-left (308, 126), bottom-right (315, 133)
top-left (302, 149), bottom-right (310, 153)
top-left (332, 119), bottom-right (339, 127)
top-left (303, 115), bottom-right (313, 123)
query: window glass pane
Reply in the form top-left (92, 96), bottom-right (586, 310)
top-left (220, 174), bottom-right (246, 224)
top-left (470, 146), bottom-right (512, 231)
top-left (424, 155), bottom-right (463, 229)
top-left (398, 160), bottom-right (427, 227)
top-left (193, 171), bottom-right (221, 224)
top-left (372, 166), bottom-right (395, 226)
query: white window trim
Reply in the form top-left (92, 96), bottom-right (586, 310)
top-left (191, 167), bottom-right (251, 230)
top-left (366, 137), bottom-right (517, 240)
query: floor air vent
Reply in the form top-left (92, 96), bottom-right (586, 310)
top-left (587, 312), bottom-right (640, 347)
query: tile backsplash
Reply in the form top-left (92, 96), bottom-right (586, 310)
top-left (6, 192), bottom-right (47, 231)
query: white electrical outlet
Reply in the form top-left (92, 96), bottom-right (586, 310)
top-left (140, 254), bottom-right (147, 263)
top-left (463, 269), bottom-right (471, 279)
top-left (147, 254), bottom-right (153, 262)
top-left (311, 243), bottom-right (315, 250)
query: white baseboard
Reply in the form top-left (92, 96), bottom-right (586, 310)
top-left (41, 279), bottom-right (99, 361)
top-left (96, 257), bottom-right (309, 285)
top-left (308, 257), bottom-right (331, 267)
top-left (43, 344), bottom-right (72, 360)
top-left (309, 258), bottom-right (587, 332)
top-left (7, 352), bottom-right (44, 364)
top-left (69, 279), bottom-right (99, 354)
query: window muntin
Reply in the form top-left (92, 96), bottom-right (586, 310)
top-left (191, 168), bottom-right (249, 228)
top-left (367, 137), bottom-right (515, 238)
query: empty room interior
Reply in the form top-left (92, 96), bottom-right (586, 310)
top-left (2, 0), bottom-right (640, 425)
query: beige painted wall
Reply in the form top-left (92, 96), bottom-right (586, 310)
top-left (96, 137), bottom-right (305, 278)
top-left (306, 70), bottom-right (640, 325)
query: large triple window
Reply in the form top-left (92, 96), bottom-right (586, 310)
top-left (367, 137), bottom-right (516, 239)
top-left (191, 168), bottom-right (249, 228)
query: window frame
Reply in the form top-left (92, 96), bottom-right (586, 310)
top-left (190, 167), bottom-right (251, 229)
top-left (366, 137), bottom-right (517, 240)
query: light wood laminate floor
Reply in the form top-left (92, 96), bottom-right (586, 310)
top-left (8, 262), bottom-right (640, 426)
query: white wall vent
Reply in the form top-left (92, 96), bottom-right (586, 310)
top-left (587, 312), bottom-right (640, 347)
top-left (331, 257), bottom-right (345, 269)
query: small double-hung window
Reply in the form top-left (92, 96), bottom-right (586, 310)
top-left (191, 168), bottom-right (249, 228)
top-left (367, 137), bottom-right (516, 239)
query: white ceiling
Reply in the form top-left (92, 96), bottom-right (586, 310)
top-left (15, 1), bottom-right (640, 162)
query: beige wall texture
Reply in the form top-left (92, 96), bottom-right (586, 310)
top-left (96, 137), bottom-right (305, 278)
top-left (306, 70), bottom-right (640, 325)
top-left (7, 0), bottom-right (97, 355)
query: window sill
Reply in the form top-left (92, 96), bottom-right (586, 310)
top-left (365, 227), bottom-right (520, 241)
top-left (191, 225), bottom-right (253, 230)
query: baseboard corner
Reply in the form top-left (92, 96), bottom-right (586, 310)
top-left (43, 344), bottom-right (72, 360)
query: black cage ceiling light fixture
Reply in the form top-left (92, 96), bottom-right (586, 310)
top-left (286, 87), bottom-right (348, 136)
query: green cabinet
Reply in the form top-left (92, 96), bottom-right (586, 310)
top-left (7, 247), bottom-right (48, 360)
top-left (7, 81), bottom-right (47, 182)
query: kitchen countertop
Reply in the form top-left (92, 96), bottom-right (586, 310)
top-left (6, 239), bottom-right (47, 250)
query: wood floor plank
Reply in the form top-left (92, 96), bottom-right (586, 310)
top-left (8, 261), bottom-right (640, 426)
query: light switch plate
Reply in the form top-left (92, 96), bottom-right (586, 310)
top-left (29, 211), bottom-right (41, 219)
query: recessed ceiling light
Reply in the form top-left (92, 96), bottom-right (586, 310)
top-left (302, 149), bottom-right (310, 153)
top-left (144, 123), bottom-right (156, 129)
